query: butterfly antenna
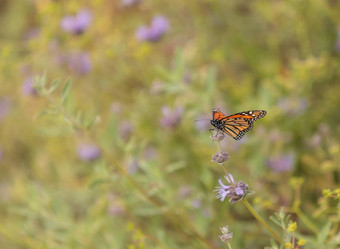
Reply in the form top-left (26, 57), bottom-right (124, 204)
top-left (194, 119), bottom-right (210, 122)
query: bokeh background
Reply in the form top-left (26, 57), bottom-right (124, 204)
top-left (1, 0), bottom-right (340, 248)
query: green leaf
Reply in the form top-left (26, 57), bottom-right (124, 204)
top-left (46, 79), bottom-right (60, 94)
top-left (61, 79), bottom-right (71, 103)
top-left (166, 161), bottom-right (186, 173)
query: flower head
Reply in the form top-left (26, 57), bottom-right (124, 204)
top-left (77, 144), bottom-right (101, 161)
top-left (219, 225), bottom-right (233, 243)
top-left (266, 153), bottom-right (294, 173)
top-left (215, 174), bottom-right (248, 203)
top-left (160, 106), bottom-right (182, 129)
top-left (136, 15), bottom-right (170, 42)
top-left (22, 77), bottom-right (37, 96)
top-left (67, 52), bottom-right (92, 75)
top-left (61, 9), bottom-right (92, 35)
top-left (210, 129), bottom-right (225, 141)
top-left (211, 151), bottom-right (229, 164)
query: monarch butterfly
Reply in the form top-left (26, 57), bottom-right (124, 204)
top-left (211, 109), bottom-right (267, 140)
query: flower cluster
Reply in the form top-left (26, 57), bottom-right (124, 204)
top-left (160, 106), bottom-right (182, 129)
top-left (61, 9), bottom-right (92, 35)
top-left (136, 15), bottom-right (169, 42)
top-left (215, 174), bottom-right (248, 203)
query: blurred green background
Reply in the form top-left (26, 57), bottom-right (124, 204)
top-left (0, 0), bottom-right (340, 248)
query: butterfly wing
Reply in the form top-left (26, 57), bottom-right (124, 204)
top-left (215, 110), bottom-right (267, 140)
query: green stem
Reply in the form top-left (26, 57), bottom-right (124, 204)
top-left (227, 242), bottom-right (232, 249)
top-left (294, 208), bottom-right (319, 234)
top-left (242, 199), bottom-right (283, 244)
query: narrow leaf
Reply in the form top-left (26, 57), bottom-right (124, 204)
top-left (61, 79), bottom-right (71, 103)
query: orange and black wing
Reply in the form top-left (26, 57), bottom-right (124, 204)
top-left (213, 110), bottom-right (267, 140)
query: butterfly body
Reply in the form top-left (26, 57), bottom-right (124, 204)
top-left (211, 109), bottom-right (267, 140)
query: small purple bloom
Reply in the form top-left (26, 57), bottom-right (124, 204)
top-left (219, 225), bottom-right (233, 243)
top-left (277, 98), bottom-right (308, 116)
top-left (68, 52), bottom-right (92, 75)
top-left (122, 0), bottom-right (142, 6)
top-left (61, 9), bottom-right (92, 35)
top-left (266, 153), bottom-right (294, 173)
top-left (119, 121), bottom-right (133, 140)
top-left (128, 160), bottom-right (140, 174)
top-left (215, 174), bottom-right (248, 203)
top-left (143, 146), bottom-right (157, 160)
top-left (22, 77), bottom-right (37, 96)
top-left (210, 129), bottom-right (225, 141)
top-left (77, 144), bottom-right (101, 161)
top-left (160, 106), bottom-right (182, 129)
top-left (211, 151), bottom-right (229, 164)
top-left (136, 15), bottom-right (170, 42)
top-left (191, 199), bottom-right (202, 209)
top-left (178, 185), bottom-right (192, 198)
top-left (108, 204), bottom-right (125, 216)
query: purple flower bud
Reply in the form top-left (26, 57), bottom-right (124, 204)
top-left (219, 225), bottom-right (233, 243)
top-left (77, 144), bottom-right (101, 161)
top-left (136, 15), bottom-right (169, 42)
top-left (210, 129), bottom-right (225, 141)
top-left (160, 106), bottom-right (182, 129)
top-left (128, 160), bottom-right (140, 174)
top-left (211, 151), bottom-right (229, 164)
top-left (61, 9), bottom-right (92, 35)
top-left (119, 121), bottom-right (133, 140)
top-left (22, 77), bottom-right (37, 96)
top-left (108, 204), bottom-right (125, 216)
top-left (68, 52), bottom-right (92, 75)
top-left (266, 153), bottom-right (294, 173)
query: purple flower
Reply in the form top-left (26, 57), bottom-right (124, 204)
top-left (119, 121), bottom-right (133, 140)
top-left (61, 9), bottom-right (92, 35)
top-left (136, 15), bottom-right (170, 42)
top-left (191, 199), bottom-right (202, 209)
top-left (219, 225), bottom-right (233, 243)
top-left (77, 144), bottom-right (101, 161)
top-left (215, 174), bottom-right (248, 203)
top-left (211, 151), bottom-right (229, 164)
top-left (22, 77), bottom-right (37, 96)
top-left (122, 0), bottom-right (142, 6)
top-left (68, 52), bottom-right (92, 75)
top-left (0, 98), bottom-right (11, 122)
top-left (266, 153), bottom-right (294, 172)
top-left (277, 97), bottom-right (308, 116)
top-left (178, 185), bottom-right (192, 198)
top-left (160, 106), bottom-right (182, 129)
top-left (210, 129), bottom-right (225, 141)
top-left (128, 160), bottom-right (140, 174)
